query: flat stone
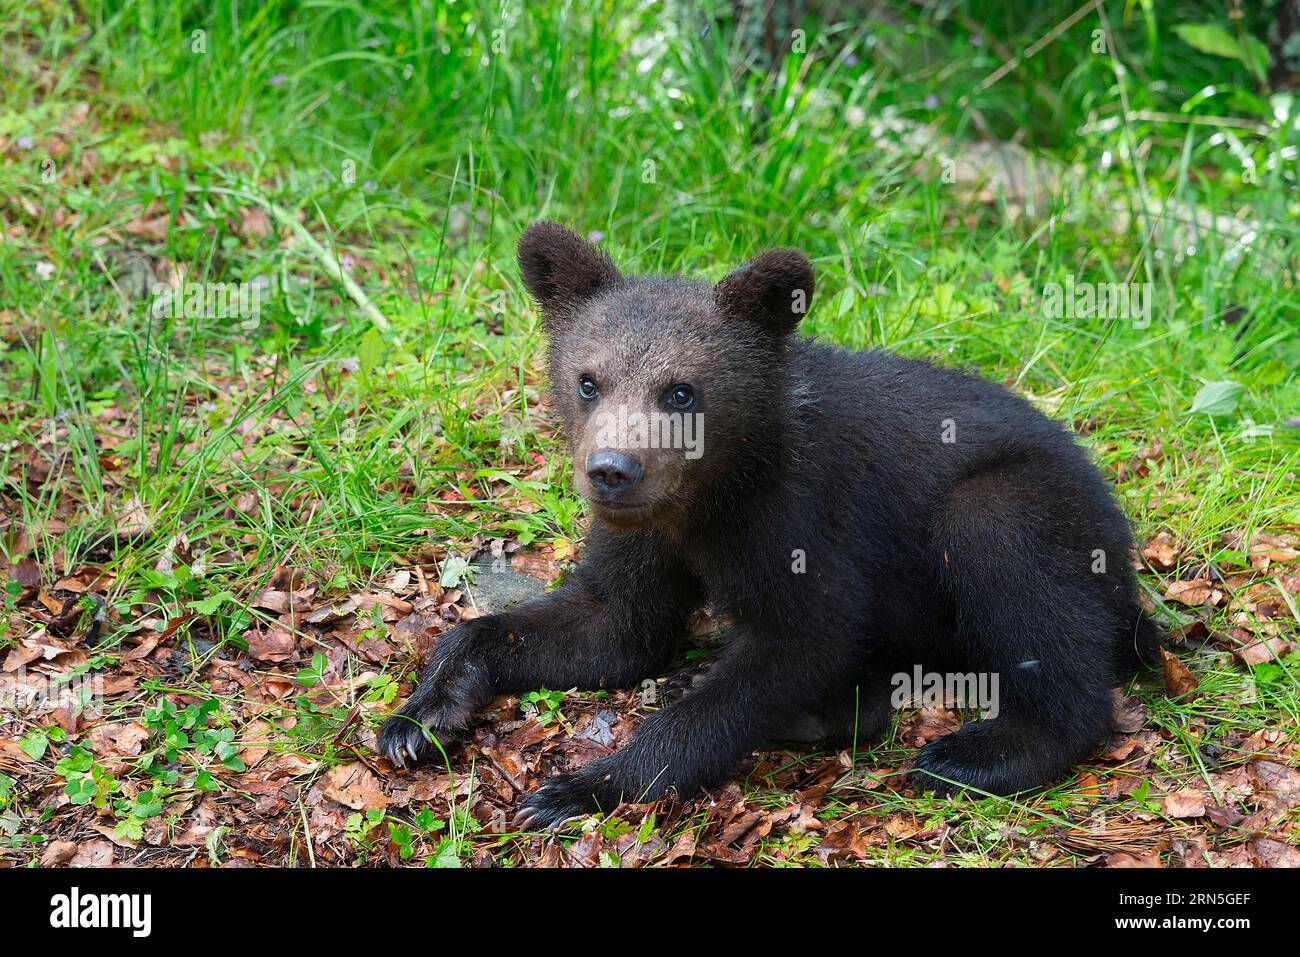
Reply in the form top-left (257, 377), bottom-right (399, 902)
top-left (467, 554), bottom-right (546, 613)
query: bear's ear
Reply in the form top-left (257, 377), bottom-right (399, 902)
top-left (517, 221), bottom-right (621, 330)
top-left (713, 248), bottom-right (814, 337)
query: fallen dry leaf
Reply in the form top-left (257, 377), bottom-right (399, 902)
top-left (40, 841), bottom-right (78, 866)
top-left (69, 839), bottom-right (115, 867)
top-left (815, 820), bottom-right (871, 863)
top-left (1164, 578), bottom-right (1224, 608)
top-left (1142, 532), bottom-right (1181, 571)
top-left (246, 626), bottom-right (296, 662)
top-left (1161, 648), bottom-right (1199, 699)
top-left (1232, 635), bottom-right (1294, 666)
top-left (1105, 848), bottom-right (1163, 868)
top-left (116, 494), bottom-right (152, 536)
top-left (321, 762), bottom-right (391, 811)
top-left (88, 721), bottom-right (149, 759)
top-left (1076, 771), bottom-right (1103, 797)
top-left (1163, 788), bottom-right (1207, 818)
top-left (238, 206), bottom-right (272, 238)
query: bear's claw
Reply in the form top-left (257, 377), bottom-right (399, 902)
top-left (513, 774), bottom-right (599, 831)
top-left (379, 648), bottom-right (493, 768)
top-left (378, 700), bottom-right (473, 768)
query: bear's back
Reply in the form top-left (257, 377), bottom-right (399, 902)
top-left (783, 337), bottom-right (1106, 509)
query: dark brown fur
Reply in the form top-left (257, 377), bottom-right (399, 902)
top-left (380, 222), bottom-right (1160, 828)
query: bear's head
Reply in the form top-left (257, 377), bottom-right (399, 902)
top-left (517, 221), bottom-right (814, 532)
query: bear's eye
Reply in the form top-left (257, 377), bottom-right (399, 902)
top-left (578, 375), bottom-right (598, 400)
top-left (667, 383), bottom-right (696, 411)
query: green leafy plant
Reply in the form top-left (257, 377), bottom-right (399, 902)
top-left (519, 688), bottom-right (569, 729)
top-left (1173, 23), bottom-right (1269, 84)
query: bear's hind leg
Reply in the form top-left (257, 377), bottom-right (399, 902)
top-left (914, 708), bottom-right (1104, 795)
top-left (914, 463), bottom-right (1126, 795)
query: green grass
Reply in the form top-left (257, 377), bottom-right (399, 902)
top-left (1, 0), bottom-right (1297, 867)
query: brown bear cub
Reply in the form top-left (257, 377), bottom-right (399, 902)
top-left (380, 221), bottom-right (1160, 828)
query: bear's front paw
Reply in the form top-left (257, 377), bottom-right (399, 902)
top-left (379, 693), bottom-right (476, 768)
top-left (379, 624), bottom-right (499, 767)
top-left (513, 773), bottom-right (609, 831)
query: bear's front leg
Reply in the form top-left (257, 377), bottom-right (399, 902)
top-left (515, 625), bottom-right (837, 829)
top-left (379, 614), bottom-right (503, 765)
top-left (380, 530), bottom-right (700, 766)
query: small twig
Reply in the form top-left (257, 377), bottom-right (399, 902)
top-left (262, 201), bottom-right (392, 332)
top-left (182, 182), bottom-right (392, 332)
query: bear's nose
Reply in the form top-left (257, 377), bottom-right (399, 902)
top-left (586, 449), bottom-right (643, 498)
